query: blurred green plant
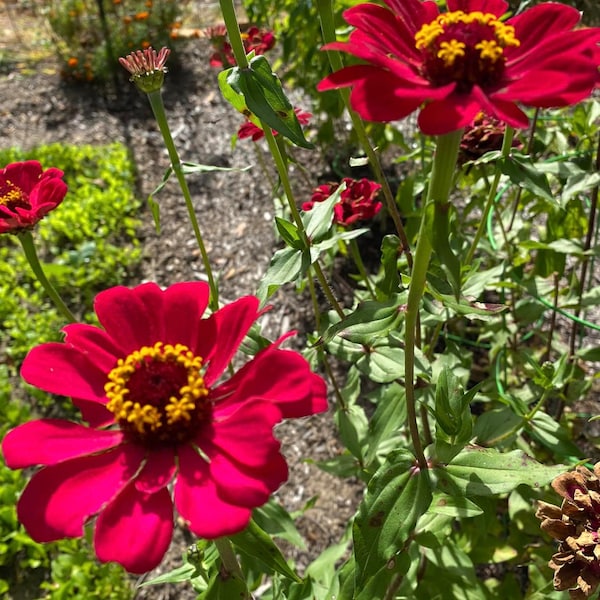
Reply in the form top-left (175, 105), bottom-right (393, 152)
top-left (0, 142), bottom-right (140, 598)
top-left (41, 0), bottom-right (192, 82)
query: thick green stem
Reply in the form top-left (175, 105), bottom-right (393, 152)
top-left (465, 126), bottom-right (515, 267)
top-left (213, 538), bottom-right (250, 599)
top-left (218, 0), bottom-right (249, 69)
top-left (18, 231), bottom-right (77, 324)
top-left (349, 238), bottom-right (377, 300)
top-left (404, 130), bottom-right (462, 469)
top-left (262, 126), bottom-right (345, 318)
top-left (316, 0), bottom-right (413, 270)
top-left (146, 91), bottom-right (219, 310)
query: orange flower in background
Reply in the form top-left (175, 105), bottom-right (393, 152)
top-left (135, 11), bottom-right (149, 21)
top-left (67, 57), bottom-right (78, 67)
top-left (122, 15), bottom-right (132, 25)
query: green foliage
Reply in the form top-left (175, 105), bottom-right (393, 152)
top-left (43, 0), bottom-right (190, 82)
top-left (0, 142), bottom-right (139, 598)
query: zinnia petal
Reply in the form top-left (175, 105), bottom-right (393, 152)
top-left (175, 445), bottom-right (252, 538)
top-left (95, 483), bottom-right (173, 574)
top-left (161, 281), bottom-right (211, 347)
top-left (21, 342), bottom-right (108, 403)
top-left (2, 419), bottom-right (123, 469)
top-left (199, 295), bottom-right (261, 386)
top-left (16, 445), bottom-right (145, 542)
top-left (203, 401), bottom-right (283, 468)
top-left (62, 323), bottom-right (122, 372)
top-left (134, 447), bottom-right (177, 494)
top-left (209, 452), bottom-right (288, 507)
top-left (93, 283), bottom-right (164, 353)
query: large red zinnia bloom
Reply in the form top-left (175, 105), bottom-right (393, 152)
top-left (1, 282), bottom-right (327, 574)
top-left (317, 0), bottom-right (600, 135)
top-left (0, 161), bottom-right (68, 233)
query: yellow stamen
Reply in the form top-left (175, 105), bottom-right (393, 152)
top-left (415, 10), bottom-right (520, 53)
top-left (0, 180), bottom-right (26, 207)
top-left (437, 40), bottom-right (466, 66)
top-left (476, 39), bottom-right (504, 62)
top-left (105, 341), bottom-right (208, 437)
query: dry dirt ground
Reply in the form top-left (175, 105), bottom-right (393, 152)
top-left (0, 8), bottom-right (364, 599)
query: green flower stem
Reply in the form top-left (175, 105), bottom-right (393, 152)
top-left (213, 537), bottom-right (250, 599)
top-left (465, 125), bottom-right (515, 267)
top-left (316, 0), bottom-right (413, 270)
top-left (404, 130), bottom-right (462, 469)
top-left (18, 230), bottom-right (77, 324)
top-left (218, 0), bottom-right (249, 69)
top-left (349, 238), bottom-right (377, 300)
top-left (262, 125), bottom-right (346, 319)
top-left (146, 91), bottom-right (219, 311)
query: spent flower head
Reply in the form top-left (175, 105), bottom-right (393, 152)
top-left (302, 177), bottom-right (382, 227)
top-left (119, 46), bottom-right (171, 93)
top-left (1, 282), bottom-right (327, 574)
top-left (0, 161), bottom-right (68, 234)
top-left (318, 0), bottom-right (600, 135)
top-left (537, 464), bottom-right (600, 599)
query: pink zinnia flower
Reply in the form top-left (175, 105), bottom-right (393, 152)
top-left (0, 161), bottom-right (67, 233)
top-left (1, 282), bottom-right (327, 574)
top-left (317, 0), bottom-right (600, 135)
top-left (237, 108), bottom-right (312, 141)
top-left (302, 177), bottom-right (383, 227)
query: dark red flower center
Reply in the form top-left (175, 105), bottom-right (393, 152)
top-left (415, 10), bottom-right (520, 92)
top-left (105, 342), bottom-right (211, 445)
top-left (0, 179), bottom-right (30, 212)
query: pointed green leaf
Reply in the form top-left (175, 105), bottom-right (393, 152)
top-left (257, 246), bottom-right (308, 303)
top-left (433, 447), bottom-right (567, 497)
top-left (353, 449), bottom-right (432, 587)
top-left (320, 295), bottom-right (404, 345)
top-left (499, 154), bottom-right (553, 201)
top-left (230, 519), bottom-right (302, 583)
top-left (275, 217), bottom-right (304, 250)
top-left (227, 55), bottom-right (313, 149)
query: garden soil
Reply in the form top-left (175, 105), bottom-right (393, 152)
top-left (0, 22), bottom-right (363, 600)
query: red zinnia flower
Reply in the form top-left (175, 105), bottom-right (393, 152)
top-left (302, 177), bottom-right (382, 227)
top-left (237, 108), bottom-right (312, 141)
top-left (1, 282), bottom-right (328, 574)
top-left (206, 24), bottom-right (276, 68)
top-left (317, 0), bottom-right (600, 135)
top-left (0, 161), bottom-right (68, 234)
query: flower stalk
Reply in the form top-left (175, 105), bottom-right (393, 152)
top-left (18, 231), bottom-right (76, 324)
top-left (146, 90), bottom-right (219, 311)
top-left (404, 129), bottom-right (462, 468)
top-left (465, 125), bottom-right (515, 267)
top-left (316, 0), bottom-right (413, 270)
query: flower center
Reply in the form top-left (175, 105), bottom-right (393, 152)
top-left (0, 179), bottom-right (30, 212)
top-left (105, 342), bottom-right (210, 445)
top-left (414, 10), bottom-right (520, 91)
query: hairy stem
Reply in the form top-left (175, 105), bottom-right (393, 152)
top-left (146, 91), bottom-right (219, 310)
top-left (18, 231), bottom-right (77, 323)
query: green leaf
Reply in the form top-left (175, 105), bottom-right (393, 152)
top-left (353, 449), bottom-right (432, 588)
top-left (226, 55), bottom-right (313, 149)
top-left (275, 217), bottom-right (304, 250)
top-left (377, 235), bottom-right (401, 299)
top-left (433, 447), bottom-right (567, 497)
top-left (257, 246), bottom-right (308, 303)
top-left (431, 202), bottom-right (461, 299)
top-left (320, 295), bottom-right (405, 345)
top-left (230, 519), bottom-right (302, 582)
top-left (303, 185), bottom-right (342, 241)
top-left (428, 492), bottom-right (484, 518)
top-left (253, 499), bottom-right (306, 549)
top-left (202, 570), bottom-right (248, 600)
top-left (499, 154), bottom-right (553, 201)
